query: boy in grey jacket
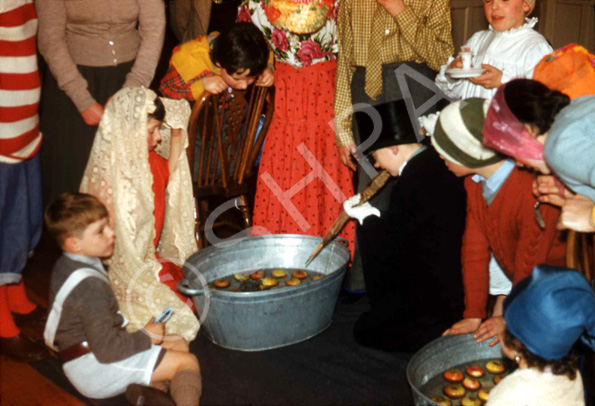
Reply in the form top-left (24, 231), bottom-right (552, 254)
top-left (44, 192), bottom-right (201, 405)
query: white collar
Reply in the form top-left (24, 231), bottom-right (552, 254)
top-left (489, 17), bottom-right (538, 35)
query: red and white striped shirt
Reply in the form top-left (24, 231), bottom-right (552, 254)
top-left (0, 0), bottom-right (41, 163)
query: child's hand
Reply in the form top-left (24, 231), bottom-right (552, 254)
top-left (473, 316), bottom-right (505, 346)
top-left (469, 64), bottom-right (502, 89)
top-left (443, 318), bottom-right (481, 337)
top-left (203, 75), bottom-right (228, 94)
top-left (377, 0), bottom-right (406, 16)
top-left (144, 317), bottom-right (165, 345)
top-left (338, 144), bottom-right (357, 171)
top-left (559, 195), bottom-right (595, 232)
top-left (448, 57), bottom-right (463, 69)
top-left (256, 67), bottom-right (275, 87)
top-left (533, 175), bottom-right (574, 207)
top-left (81, 102), bottom-right (104, 126)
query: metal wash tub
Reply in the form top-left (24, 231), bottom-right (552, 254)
top-left (407, 334), bottom-right (507, 405)
top-left (178, 234), bottom-right (350, 351)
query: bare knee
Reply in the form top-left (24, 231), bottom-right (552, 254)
top-left (179, 352), bottom-right (199, 372)
top-left (152, 350), bottom-right (199, 382)
top-left (162, 334), bottom-right (189, 352)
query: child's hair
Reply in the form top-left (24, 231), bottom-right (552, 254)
top-left (148, 97), bottom-right (165, 122)
top-left (210, 22), bottom-right (269, 77)
top-left (45, 193), bottom-right (109, 247)
top-left (502, 328), bottom-right (579, 379)
top-left (504, 79), bottom-right (571, 135)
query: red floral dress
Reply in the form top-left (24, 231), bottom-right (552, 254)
top-left (238, 1), bottom-right (355, 254)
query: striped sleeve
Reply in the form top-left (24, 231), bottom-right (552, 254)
top-left (0, 0), bottom-right (41, 163)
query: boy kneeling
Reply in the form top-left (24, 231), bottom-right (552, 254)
top-left (44, 193), bottom-right (201, 405)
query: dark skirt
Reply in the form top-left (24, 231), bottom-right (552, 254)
top-left (0, 154), bottom-right (42, 285)
top-left (39, 61), bottom-right (133, 206)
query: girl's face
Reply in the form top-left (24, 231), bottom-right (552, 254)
top-left (147, 118), bottom-right (162, 151)
top-left (498, 330), bottom-right (516, 360)
top-left (514, 125), bottom-right (551, 174)
top-left (514, 157), bottom-right (551, 174)
top-left (484, 0), bottom-right (530, 32)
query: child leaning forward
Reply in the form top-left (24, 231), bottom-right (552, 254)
top-left (428, 98), bottom-right (567, 345)
top-left (159, 22), bottom-right (273, 101)
top-left (44, 193), bottom-right (201, 405)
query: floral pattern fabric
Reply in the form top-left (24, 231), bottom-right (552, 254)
top-left (238, 0), bottom-right (339, 68)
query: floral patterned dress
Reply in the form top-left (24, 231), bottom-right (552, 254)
top-left (238, 0), bottom-right (355, 255)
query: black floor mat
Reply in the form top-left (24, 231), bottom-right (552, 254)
top-left (30, 295), bottom-right (416, 405)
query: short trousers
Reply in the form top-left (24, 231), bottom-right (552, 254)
top-left (63, 344), bottom-right (163, 399)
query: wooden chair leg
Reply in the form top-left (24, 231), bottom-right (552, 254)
top-left (196, 198), bottom-right (209, 248)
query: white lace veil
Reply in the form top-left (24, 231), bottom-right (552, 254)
top-left (81, 87), bottom-right (199, 341)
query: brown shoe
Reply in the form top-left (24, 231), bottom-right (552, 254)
top-left (0, 333), bottom-right (48, 362)
top-left (125, 384), bottom-right (175, 406)
top-left (12, 307), bottom-right (48, 329)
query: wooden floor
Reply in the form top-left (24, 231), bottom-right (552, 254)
top-left (0, 356), bottom-right (85, 406)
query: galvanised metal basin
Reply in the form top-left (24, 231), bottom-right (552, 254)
top-left (407, 334), bottom-right (506, 405)
top-left (178, 234), bottom-right (350, 351)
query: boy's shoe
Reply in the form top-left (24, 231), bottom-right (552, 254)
top-left (0, 333), bottom-right (48, 362)
top-left (13, 307), bottom-right (48, 329)
top-left (125, 384), bottom-right (175, 406)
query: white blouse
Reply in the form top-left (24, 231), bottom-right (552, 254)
top-left (487, 367), bottom-right (585, 406)
top-left (435, 18), bottom-right (553, 100)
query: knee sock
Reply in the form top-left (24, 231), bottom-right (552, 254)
top-left (0, 286), bottom-right (20, 338)
top-left (7, 281), bottom-right (36, 314)
top-left (170, 369), bottom-right (202, 406)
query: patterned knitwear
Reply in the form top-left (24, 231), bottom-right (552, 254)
top-left (461, 167), bottom-right (566, 319)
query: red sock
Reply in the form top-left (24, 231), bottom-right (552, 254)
top-left (0, 286), bottom-right (20, 338)
top-left (7, 281), bottom-right (36, 315)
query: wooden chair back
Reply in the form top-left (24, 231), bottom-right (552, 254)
top-left (186, 86), bottom-right (274, 246)
top-left (566, 230), bottom-right (595, 288)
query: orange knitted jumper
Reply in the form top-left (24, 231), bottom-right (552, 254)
top-left (461, 168), bottom-right (567, 319)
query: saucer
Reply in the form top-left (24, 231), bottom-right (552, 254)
top-left (445, 68), bottom-right (487, 79)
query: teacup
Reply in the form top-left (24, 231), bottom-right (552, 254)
top-left (459, 51), bottom-right (473, 70)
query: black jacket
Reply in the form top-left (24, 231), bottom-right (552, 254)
top-left (354, 145), bottom-right (466, 352)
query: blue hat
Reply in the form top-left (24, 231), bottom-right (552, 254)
top-left (504, 265), bottom-right (595, 360)
top-left (544, 96), bottom-right (595, 201)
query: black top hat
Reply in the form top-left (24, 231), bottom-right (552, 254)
top-left (353, 100), bottom-right (418, 154)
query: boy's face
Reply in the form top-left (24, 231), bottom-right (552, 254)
top-left (220, 68), bottom-right (257, 90)
top-left (484, 0), bottom-right (530, 32)
top-left (77, 217), bottom-right (115, 258)
top-left (372, 146), bottom-right (402, 176)
top-left (439, 155), bottom-right (475, 177)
